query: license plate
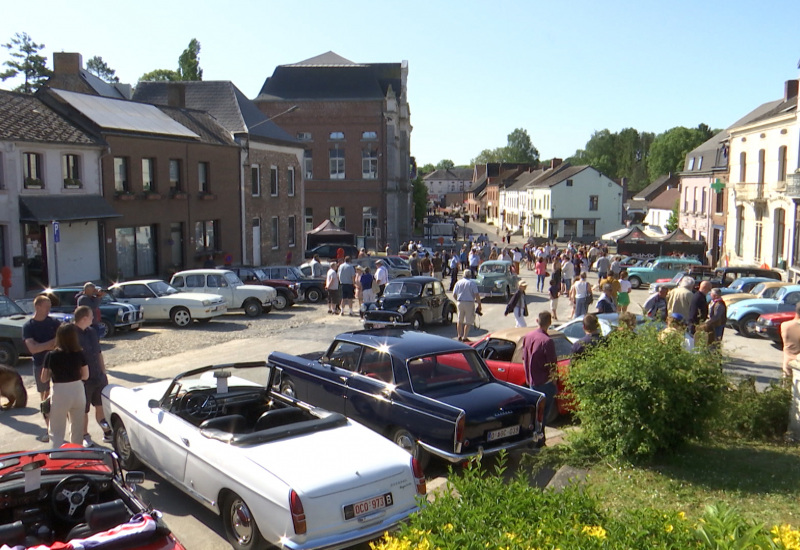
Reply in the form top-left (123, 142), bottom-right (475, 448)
top-left (343, 492), bottom-right (393, 520)
top-left (130, 323), bottom-right (140, 330)
top-left (487, 425), bottom-right (520, 442)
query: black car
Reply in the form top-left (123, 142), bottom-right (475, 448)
top-left (362, 276), bottom-right (455, 330)
top-left (304, 243), bottom-right (359, 260)
top-left (261, 265), bottom-right (327, 304)
top-left (40, 287), bottom-right (143, 337)
top-left (268, 330), bottom-right (545, 466)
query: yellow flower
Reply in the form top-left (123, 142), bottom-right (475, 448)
top-left (582, 525), bottom-right (608, 539)
top-left (665, 524), bottom-right (674, 533)
top-left (504, 532), bottom-right (517, 541)
top-left (678, 511), bottom-right (686, 521)
top-left (443, 523), bottom-right (454, 532)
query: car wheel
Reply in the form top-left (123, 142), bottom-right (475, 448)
top-left (100, 319), bottom-right (115, 338)
top-left (305, 287), bottom-right (323, 303)
top-left (442, 305), bottom-right (454, 326)
top-left (280, 377), bottom-right (296, 399)
top-left (273, 292), bottom-right (289, 310)
top-left (243, 299), bottom-right (262, 318)
top-left (112, 419), bottom-right (142, 470)
top-left (739, 314), bottom-right (760, 338)
top-left (629, 276), bottom-right (642, 289)
top-left (170, 307), bottom-right (192, 327)
top-left (410, 314), bottom-right (424, 331)
top-left (390, 427), bottom-right (430, 469)
top-left (0, 342), bottom-right (19, 367)
top-left (221, 492), bottom-right (266, 550)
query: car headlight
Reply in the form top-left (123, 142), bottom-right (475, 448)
top-left (760, 319), bottom-right (774, 326)
top-left (116, 309), bottom-right (123, 321)
top-left (398, 305), bottom-right (408, 314)
top-left (360, 303), bottom-right (368, 312)
top-left (202, 299), bottom-right (212, 306)
top-left (495, 281), bottom-right (504, 288)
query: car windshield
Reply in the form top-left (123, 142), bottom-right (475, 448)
top-left (253, 269), bottom-right (268, 281)
top-left (287, 267), bottom-right (306, 280)
top-left (774, 287), bottom-right (790, 301)
top-left (0, 296), bottom-right (26, 317)
top-left (384, 281), bottom-right (422, 297)
top-left (163, 363), bottom-right (273, 408)
top-left (479, 263), bottom-right (507, 275)
top-left (385, 257), bottom-right (410, 269)
top-left (750, 283), bottom-right (768, 295)
top-left (407, 350), bottom-right (491, 396)
top-left (224, 272), bottom-right (243, 286)
top-left (149, 281), bottom-right (179, 297)
top-left (670, 272), bottom-right (686, 283)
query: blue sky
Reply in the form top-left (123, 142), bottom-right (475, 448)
top-left (2, 0), bottom-right (799, 166)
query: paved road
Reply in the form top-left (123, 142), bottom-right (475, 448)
top-left (1, 266), bottom-right (783, 549)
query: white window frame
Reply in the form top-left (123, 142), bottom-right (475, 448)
top-left (271, 216), bottom-right (279, 249)
top-left (270, 165), bottom-right (278, 196)
top-left (303, 150), bottom-right (313, 180)
top-left (362, 149), bottom-right (378, 180)
top-left (329, 149), bottom-right (345, 180)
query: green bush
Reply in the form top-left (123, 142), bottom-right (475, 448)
top-left (565, 327), bottom-right (726, 463)
top-left (710, 377), bottom-right (792, 441)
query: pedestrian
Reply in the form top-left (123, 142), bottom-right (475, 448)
top-left (358, 247), bottom-right (368, 259)
top-left (74, 306), bottom-right (112, 447)
top-left (375, 260), bottom-right (389, 296)
top-left (325, 261), bottom-right (341, 314)
top-left (512, 247), bottom-right (522, 273)
top-left (360, 266), bottom-right (375, 305)
top-left (617, 271), bottom-right (632, 313)
top-left (548, 278), bottom-right (560, 321)
top-left (354, 266), bottom-right (364, 310)
top-left (432, 251), bottom-right (444, 280)
top-left (534, 257), bottom-right (547, 292)
top-left (504, 280), bottom-right (528, 328)
top-left (76, 282), bottom-right (107, 338)
top-left (571, 313), bottom-right (603, 357)
top-left (598, 271), bottom-right (620, 305)
top-left (595, 283), bottom-right (616, 314)
top-left (644, 286), bottom-right (669, 321)
top-left (561, 256), bottom-right (575, 295)
top-left (448, 253), bottom-right (460, 291)
top-left (659, 313), bottom-right (691, 349)
top-left (23, 295), bottom-right (61, 442)
top-left (40, 323), bottom-right (88, 448)
top-left (452, 269), bottom-right (481, 342)
top-left (688, 281), bottom-right (712, 334)
top-left (570, 272), bottom-right (593, 319)
top-left (595, 253), bottom-right (610, 280)
top-left (420, 252), bottom-right (433, 277)
top-left (782, 303), bottom-right (800, 378)
top-left (337, 256), bottom-right (356, 316)
top-left (667, 277), bottom-right (695, 320)
top-left (310, 254), bottom-right (324, 278)
top-left (521, 311), bottom-right (557, 430)
top-left (610, 256), bottom-right (622, 277)
top-left (409, 252), bottom-right (420, 276)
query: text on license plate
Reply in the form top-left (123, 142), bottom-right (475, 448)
top-left (343, 492), bottom-right (393, 520)
top-left (487, 425), bottom-right (520, 441)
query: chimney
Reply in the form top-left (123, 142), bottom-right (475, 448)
top-left (550, 158), bottom-right (562, 170)
top-left (53, 52), bottom-right (82, 75)
top-left (785, 79), bottom-right (798, 101)
top-left (166, 83), bottom-right (186, 108)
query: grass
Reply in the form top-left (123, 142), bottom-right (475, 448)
top-left (580, 438), bottom-right (800, 528)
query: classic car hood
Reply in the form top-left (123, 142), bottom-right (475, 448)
top-left (728, 298), bottom-right (780, 313)
top-left (377, 296), bottom-right (414, 309)
top-left (428, 381), bottom-right (535, 423)
top-left (239, 420), bottom-right (409, 498)
top-left (0, 312), bottom-right (72, 329)
top-left (237, 284), bottom-right (276, 297)
top-left (160, 292), bottom-right (226, 304)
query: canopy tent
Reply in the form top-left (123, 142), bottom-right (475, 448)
top-left (613, 226), bottom-right (706, 262)
top-left (305, 220), bottom-right (356, 249)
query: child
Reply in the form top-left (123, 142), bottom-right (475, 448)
top-left (548, 278), bottom-right (560, 321)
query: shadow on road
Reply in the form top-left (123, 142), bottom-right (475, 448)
top-left (0, 406), bottom-right (47, 439)
top-left (723, 355), bottom-right (782, 386)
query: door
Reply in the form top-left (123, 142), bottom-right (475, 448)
top-left (344, 347), bottom-right (395, 431)
top-left (115, 283), bottom-right (162, 320)
top-left (138, 407), bottom-right (191, 487)
top-left (303, 341), bottom-right (362, 413)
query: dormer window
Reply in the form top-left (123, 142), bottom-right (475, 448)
top-left (361, 131), bottom-right (377, 140)
top-left (329, 131), bottom-right (345, 140)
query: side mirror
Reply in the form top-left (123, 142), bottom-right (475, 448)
top-left (147, 399), bottom-right (160, 409)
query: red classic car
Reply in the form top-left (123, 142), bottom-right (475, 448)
top-left (0, 445), bottom-right (184, 549)
top-left (755, 311), bottom-right (795, 344)
top-left (471, 327), bottom-right (575, 419)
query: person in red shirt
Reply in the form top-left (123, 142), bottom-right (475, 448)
top-left (521, 311), bottom-right (557, 426)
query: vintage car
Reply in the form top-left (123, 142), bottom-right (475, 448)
top-left (261, 265), bottom-right (327, 303)
top-left (755, 311), bottom-right (795, 344)
top-left (224, 266), bottom-right (299, 310)
top-left (471, 327), bottom-right (575, 420)
top-left (475, 260), bottom-right (519, 300)
top-left (40, 286), bottom-right (144, 337)
top-left (352, 257), bottom-right (412, 279)
top-left (726, 285), bottom-right (800, 337)
top-left (362, 276), bottom-right (455, 330)
top-left (298, 260), bottom-right (332, 280)
top-left (0, 446), bottom-right (185, 549)
top-left (722, 280), bottom-right (790, 306)
top-left (269, 330), bottom-right (546, 466)
top-left (170, 269), bottom-right (277, 317)
top-left (625, 257), bottom-right (702, 289)
top-left (0, 296), bottom-right (73, 366)
top-left (109, 279), bottom-right (227, 327)
top-left (102, 362), bottom-right (424, 550)
top-left (554, 313), bottom-right (662, 343)
top-left (650, 265), bottom-right (717, 294)
top-left (304, 243), bottom-right (359, 260)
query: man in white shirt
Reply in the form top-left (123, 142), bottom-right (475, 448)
top-left (325, 262), bottom-right (340, 314)
top-left (452, 270), bottom-right (481, 342)
top-left (374, 260), bottom-right (389, 296)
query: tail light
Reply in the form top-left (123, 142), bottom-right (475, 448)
top-left (412, 458), bottom-right (426, 495)
top-left (289, 490), bottom-right (306, 535)
top-left (454, 412), bottom-right (466, 452)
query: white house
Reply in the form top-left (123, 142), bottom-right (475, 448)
top-left (423, 168), bottom-right (473, 206)
top-left (644, 188), bottom-right (679, 229)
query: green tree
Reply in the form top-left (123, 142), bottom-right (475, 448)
top-left (177, 38), bottom-right (202, 81)
top-left (471, 147), bottom-right (506, 164)
top-left (435, 159), bottom-right (454, 170)
top-left (567, 128), bottom-right (655, 193)
top-left (138, 69), bottom-right (181, 82)
top-left (412, 174), bottom-right (428, 226)
top-left (0, 32), bottom-right (51, 93)
top-left (505, 127), bottom-right (539, 165)
top-left (647, 126), bottom-right (709, 180)
top-left (86, 55), bottom-right (119, 83)
top-left (419, 163), bottom-right (435, 176)
top-left (666, 199), bottom-right (680, 231)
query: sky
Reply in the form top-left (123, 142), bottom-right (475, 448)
top-left (2, 0), bottom-right (800, 167)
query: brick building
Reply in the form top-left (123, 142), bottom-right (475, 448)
top-left (253, 52), bottom-right (412, 252)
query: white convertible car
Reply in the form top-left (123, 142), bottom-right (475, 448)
top-left (101, 362), bottom-right (425, 550)
top-left (108, 279), bottom-right (227, 327)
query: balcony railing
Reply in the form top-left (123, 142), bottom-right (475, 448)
top-left (787, 172), bottom-right (800, 198)
top-left (734, 182), bottom-right (765, 201)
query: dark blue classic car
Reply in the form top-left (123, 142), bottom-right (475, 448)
top-left (268, 330), bottom-right (545, 465)
top-left (362, 276), bottom-right (455, 330)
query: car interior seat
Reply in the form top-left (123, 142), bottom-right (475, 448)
top-left (65, 499), bottom-right (130, 541)
top-left (198, 414), bottom-right (248, 434)
top-left (254, 408), bottom-right (307, 431)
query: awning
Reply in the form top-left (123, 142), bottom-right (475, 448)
top-left (19, 195), bottom-right (120, 223)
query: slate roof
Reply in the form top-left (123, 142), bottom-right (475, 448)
top-left (0, 90), bottom-right (101, 145)
top-left (424, 168), bottom-right (473, 181)
top-left (156, 105), bottom-right (237, 146)
top-left (79, 69), bottom-right (132, 99)
top-left (133, 81), bottom-right (298, 145)
top-left (647, 187), bottom-right (680, 210)
top-left (529, 164), bottom-right (588, 188)
top-left (633, 173), bottom-right (680, 201)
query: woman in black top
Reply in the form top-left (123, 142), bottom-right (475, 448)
top-left (41, 324), bottom-right (88, 447)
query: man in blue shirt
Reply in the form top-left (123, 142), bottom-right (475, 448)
top-left (23, 295), bottom-right (61, 441)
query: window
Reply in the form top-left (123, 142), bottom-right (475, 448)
top-left (194, 220), bottom-right (218, 253)
top-left (362, 131), bottom-right (377, 140)
top-left (793, 204), bottom-right (800, 268)
top-left (582, 220), bottom-right (596, 237)
top-left (362, 149), bottom-right (378, 179)
top-left (697, 156), bottom-right (703, 170)
top-left (113, 157), bottom-right (128, 192)
top-left (0, 152), bottom-right (4, 189)
top-left (305, 207), bottom-right (314, 233)
top-left (739, 152), bottom-right (747, 182)
top-left (701, 188), bottom-right (706, 215)
top-left (142, 158), bottom-right (155, 192)
top-left (693, 188), bottom-right (698, 213)
top-left (198, 162), bottom-right (209, 193)
top-left (169, 222), bottom-right (183, 269)
top-left (715, 185), bottom-right (724, 213)
top-left (169, 159), bottom-right (182, 191)
top-left (778, 145), bottom-right (788, 182)
top-left (288, 216), bottom-right (295, 247)
top-left (62, 154), bottom-right (81, 188)
top-left (303, 150), bottom-right (313, 179)
top-left (774, 208), bottom-right (786, 266)
top-left (566, 179), bottom-right (573, 187)
top-left (688, 157), bottom-right (695, 170)
top-left (270, 166), bottom-right (278, 196)
top-left (251, 166), bottom-right (260, 196)
top-left (563, 219), bottom-right (577, 238)
top-left (287, 167), bottom-right (295, 196)
top-left (757, 149), bottom-right (765, 184)
top-left (329, 131), bottom-right (345, 140)
top-left (589, 195), bottom-right (598, 211)
top-left (296, 132), bottom-right (311, 141)
top-left (754, 206), bottom-right (763, 261)
top-left (735, 205), bottom-right (744, 257)
top-left (329, 149), bottom-right (345, 179)
top-left (271, 217), bottom-right (279, 249)
top-left (683, 187), bottom-right (689, 211)
top-left (23, 152), bottom-right (43, 188)
top-left (330, 206), bottom-right (345, 229)
top-left (115, 225), bottom-right (156, 277)
top-left (363, 206), bottom-right (378, 237)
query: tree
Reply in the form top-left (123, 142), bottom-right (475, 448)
top-left (0, 32), bottom-right (51, 93)
top-left (567, 128), bottom-right (656, 194)
top-left (435, 159), bottom-right (454, 170)
top-left (647, 126), bottom-right (709, 180)
top-left (504, 128), bottom-right (539, 165)
top-left (471, 147), bottom-right (506, 165)
top-left (86, 56), bottom-right (119, 83)
top-left (412, 175), bottom-right (428, 226)
top-left (138, 69), bottom-right (181, 82)
top-left (666, 199), bottom-right (680, 232)
top-left (177, 38), bottom-right (202, 81)
top-left (419, 163), bottom-right (436, 176)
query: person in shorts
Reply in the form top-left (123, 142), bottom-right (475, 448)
top-left (452, 269), bottom-right (481, 342)
top-left (23, 295), bottom-right (61, 442)
top-left (74, 306), bottom-right (112, 446)
top-left (326, 262), bottom-right (341, 314)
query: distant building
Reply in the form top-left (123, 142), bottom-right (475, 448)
top-left (625, 173), bottom-right (680, 224)
top-left (423, 168), bottom-right (473, 206)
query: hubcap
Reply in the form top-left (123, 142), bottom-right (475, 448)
top-left (175, 311), bottom-right (190, 326)
top-left (116, 427), bottom-right (132, 461)
top-left (394, 432), bottom-right (415, 454)
top-left (230, 499), bottom-right (253, 544)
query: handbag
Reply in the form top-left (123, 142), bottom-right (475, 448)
top-left (584, 282), bottom-right (594, 304)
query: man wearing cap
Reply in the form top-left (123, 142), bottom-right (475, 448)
top-left (452, 269), bottom-right (481, 342)
top-left (504, 280), bottom-right (528, 327)
top-left (374, 259), bottom-right (389, 296)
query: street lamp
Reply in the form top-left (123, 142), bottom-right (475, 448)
top-left (248, 105), bottom-right (299, 131)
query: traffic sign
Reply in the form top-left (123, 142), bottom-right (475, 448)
top-left (53, 221), bottom-right (60, 243)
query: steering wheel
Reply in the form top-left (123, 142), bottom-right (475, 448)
top-left (181, 392), bottom-right (219, 420)
top-left (51, 474), bottom-right (99, 521)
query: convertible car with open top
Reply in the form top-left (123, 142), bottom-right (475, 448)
top-left (101, 361), bottom-right (424, 550)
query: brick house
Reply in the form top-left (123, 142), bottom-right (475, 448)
top-left (133, 81), bottom-right (304, 265)
top-left (253, 52), bottom-right (412, 252)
